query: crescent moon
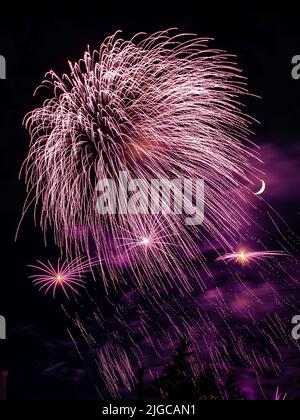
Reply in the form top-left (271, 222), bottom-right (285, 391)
top-left (254, 180), bottom-right (266, 195)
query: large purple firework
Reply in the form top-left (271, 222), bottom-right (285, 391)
top-left (21, 29), bottom-right (260, 292)
top-left (20, 31), bottom-right (300, 399)
top-left (23, 31), bottom-right (296, 398)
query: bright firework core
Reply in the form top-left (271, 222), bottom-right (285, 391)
top-left (140, 237), bottom-right (150, 246)
top-left (237, 250), bottom-right (248, 264)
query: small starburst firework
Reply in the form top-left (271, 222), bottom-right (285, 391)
top-left (217, 249), bottom-right (287, 265)
top-left (29, 256), bottom-right (97, 298)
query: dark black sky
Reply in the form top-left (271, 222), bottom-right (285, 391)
top-left (0, 2), bottom-right (299, 399)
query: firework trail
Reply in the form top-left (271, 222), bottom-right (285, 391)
top-left (29, 256), bottom-right (99, 298)
top-left (96, 343), bottom-right (136, 398)
top-left (273, 386), bottom-right (287, 400)
top-left (21, 29), bottom-right (260, 292)
top-left (26, 237), bottom-right (295, 397)
top-left (63, 241), bottom-right (297, 399)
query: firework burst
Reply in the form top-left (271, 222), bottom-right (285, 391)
top-left (21, 29), bottom-right (260, 291)
top-left (29, 256), bottom-right (98, 298)
top-left (216, 249), bottom-right (287, 265)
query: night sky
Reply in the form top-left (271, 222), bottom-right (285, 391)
top-left (0, 3), bottom-right (300, 400)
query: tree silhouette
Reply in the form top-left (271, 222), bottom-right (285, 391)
top-left (145, 339), bottom-right (246, 400)
top-left (146, 338), bottom-right (195, 399)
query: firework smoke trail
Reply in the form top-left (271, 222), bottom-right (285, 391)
top-left (29, 256), bottom-right (99, 298)
top-left (21, 29), bottom-right (260, 292)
